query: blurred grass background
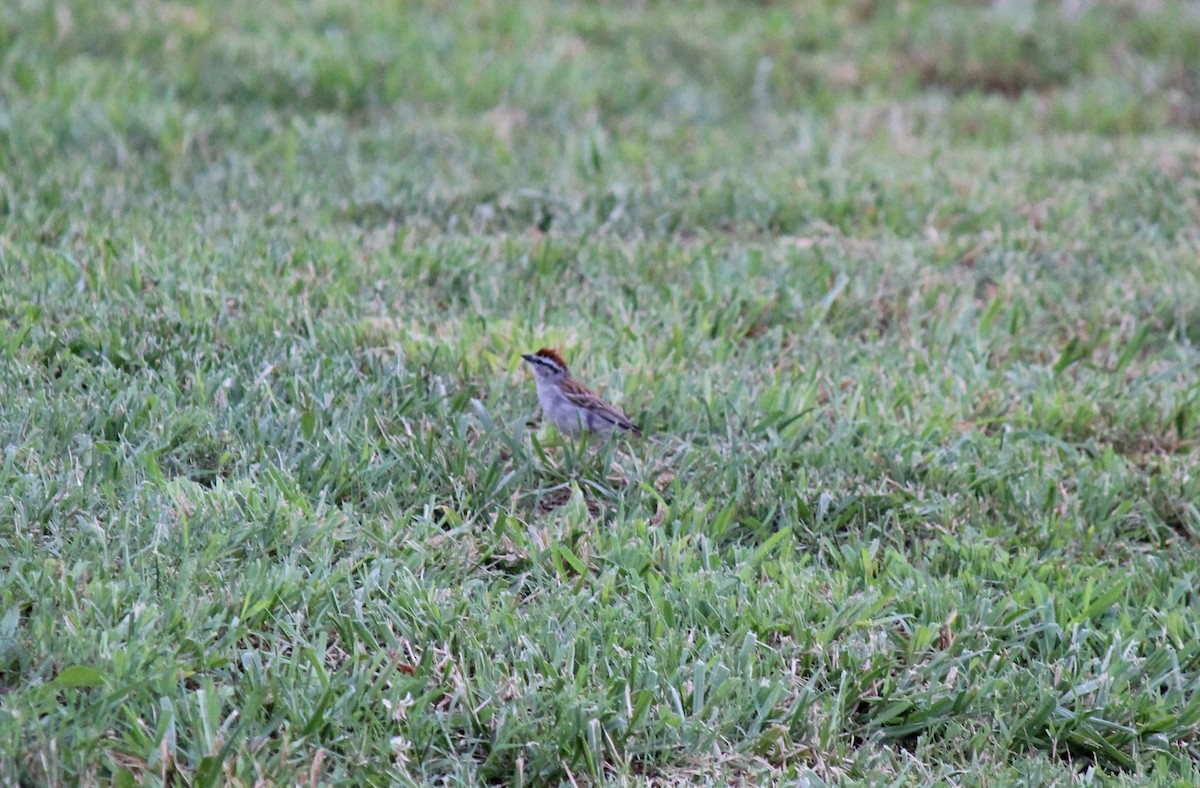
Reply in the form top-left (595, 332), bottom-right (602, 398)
top-left (2, 0), bottom-right (1200, 784)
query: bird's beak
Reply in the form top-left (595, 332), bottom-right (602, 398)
top-left (521, 354), bottom-right (536, 364)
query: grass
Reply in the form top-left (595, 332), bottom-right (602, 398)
top-left (2, 0), bottom-right (1200, 783)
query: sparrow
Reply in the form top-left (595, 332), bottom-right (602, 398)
top-left (521, 348), bottom-right (641, 437)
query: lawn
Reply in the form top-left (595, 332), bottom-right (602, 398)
top-left (2, 0), bottom-right (1200, 784)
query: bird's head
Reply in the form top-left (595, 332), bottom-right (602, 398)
top-left (521, 348), bottom-right (569, 382)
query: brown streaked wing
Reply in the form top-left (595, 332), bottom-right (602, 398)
top-left (561, 380), bottom-right (639, 432)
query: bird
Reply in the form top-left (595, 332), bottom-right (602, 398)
top-left (521, 348), bottom-right (641, 437)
